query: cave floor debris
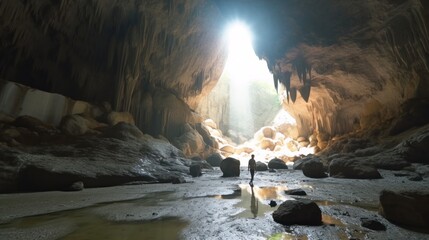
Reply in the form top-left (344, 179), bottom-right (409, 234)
top-left (0, 168), bottom-right (428, 240)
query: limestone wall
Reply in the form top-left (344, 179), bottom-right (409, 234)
top-left (0, 80), bottom-right (95, 126)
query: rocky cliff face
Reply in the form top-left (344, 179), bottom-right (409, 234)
top-left (214, 0), bottom-right (429, 138)
top-left (0, 0), bottom-right (226, 139)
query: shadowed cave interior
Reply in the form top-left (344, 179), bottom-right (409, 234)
top-left (0, 0), bottom-right (429, 239)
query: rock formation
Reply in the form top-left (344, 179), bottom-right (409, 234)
top-left (0, 0), bottom-right (429, 197)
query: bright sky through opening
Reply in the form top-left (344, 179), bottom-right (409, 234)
top-left (223, 21), bottom-right (273, 84)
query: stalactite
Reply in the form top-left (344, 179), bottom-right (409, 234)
top-left (290, 87), bottom-right (297, 103)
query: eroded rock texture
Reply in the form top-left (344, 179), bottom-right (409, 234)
top-left (0, 0), bottom-right (226, 139)
top-left (215, 0), bottom-right (429, 137)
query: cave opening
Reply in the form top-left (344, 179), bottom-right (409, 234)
top-left (197, 20), bottom-right (315, 164)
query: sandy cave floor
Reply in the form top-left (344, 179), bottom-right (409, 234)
top-left (0, 168), bottom-right (428, 240)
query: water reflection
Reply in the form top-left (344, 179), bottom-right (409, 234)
top-left (0, 192), bottom-right (188, 240)
top-left (250, 186), bottom-right (258, 218)
top-left (217, 184), bottom-right (295, 218)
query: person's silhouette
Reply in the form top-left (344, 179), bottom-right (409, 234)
top-left (248, 154), bottom-right (256, 186)
top-left (250, 185), bottom-right (258, 218)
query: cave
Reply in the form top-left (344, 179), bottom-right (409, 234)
top-left (0, 0), bottom-right (429, 239)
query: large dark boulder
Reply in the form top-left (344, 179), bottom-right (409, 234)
top-left (293, 155), bottom-right (318, 170)
top-left (302, 160), bottom-right (327, 178)
top-left (268, 158), bottom-right (288, 169)
top-left (220, 157), bottom-right (240, 177)
top-left (379, 190), bottom-right (429, 229)
top-left (272, 199), bottom-right (322, 225)
top-left (256, 161), bottom-right (268, 171)
top-left (329, 158), bottom-right (382, 179)
top-left (190, 164), bottom-right (202, 177)
top-left (206, 153), bottom-right (223, 167)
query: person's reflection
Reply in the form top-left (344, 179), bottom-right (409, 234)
top-left (250, 185), bottom-right (258, 218)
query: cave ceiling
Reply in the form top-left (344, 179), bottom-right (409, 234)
top-left (214, 0), bottom-right (429, 136)
top-left (0, 0), bottom-right (428, 137)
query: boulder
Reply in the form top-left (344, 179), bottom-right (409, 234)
top-left (190, 157), bottom-right (213, 170)
top-left (13, 115), bottom-right (57, 134)
top-left (293, 156), bottom-right (317, 170)
top-left (173, 125), bottom-right (205, 157)
top-left (268, 158), bottom-right (288, 169)
top-left (206, 153), bottom-right (223, 167)
top-left (302, 160), bottom-right (327, 178)
top-left (103, 122), bottom-right (144, 141)
top-left (106, 111), bottom-right (135, 126)
top-left (260, 138), bottom-right (276, 150)
top-left (189, 164), bottom-right (202, 177)
top-left (256, 161), bottom-right (268, 171)
top-left (172, 176), bottom-right (186, 184)
top-left (220, 157), bottom-right (240, 177)
top-left (329, 159), bottom-right (382, 179)
top-left (67, 181), bottom-right (84, 191)
top-left (60, 114), bottom-right (89, 136)
top-left (284, 188), bottom-right (307, 196)
top-left (261, 126), bottom-right (276, 139)
top-left (272, 199), bottom-right (322, 225)
top-left (379, 190), bottom-right (429, 229)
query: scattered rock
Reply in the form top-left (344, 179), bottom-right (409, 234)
top-left (284, 188), bottom-right (307, 196)
top-left (302, 160), bottom-right (327, 178)
top-left (60, 114), bottom-right (90, 136)
top-left (269, 200), bottom-right (277, 207)
top-left (189, 164), bottom-right (202, 177)
top-left (220, 157), bottom-right (240, 177)
top-left (172, 176), bottom-right (186, 184)
top-left (268, 158), bottom-right (288, 169)
top-left (329, 159), bottom-right (382, 179)
top-left (379, 190), bottom-right (429, 229)
top-left (255, 161), bottom-right (268, 171)
top-left (269, 169), bottom-right (276, 173)
top-left (67, 181), bottom-right (84, 191)
top-left (260, 138), bottom-right (276, 150)
top-left (272, 199), bottom-right (322, 225)
top-left (206, 153), bottom-right (223, 167)
top-left (360, 218), bottom-right (386, 231)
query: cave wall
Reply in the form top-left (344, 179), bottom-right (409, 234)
top-left (2, 0), bottom-right (429, 141)
top-left (0, 0), bottom-right (227, 139)
top-left (214, 0), bottom-right (429, 138)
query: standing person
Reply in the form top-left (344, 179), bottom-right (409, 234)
top-left (248, 154), bottom-right (256, 186)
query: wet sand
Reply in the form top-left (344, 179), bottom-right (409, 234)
top-left (0, 168), bottom-right (428, 240)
